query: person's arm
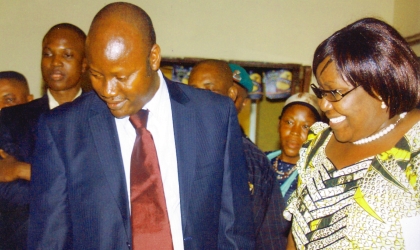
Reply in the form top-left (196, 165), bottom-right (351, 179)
top-left (286, 230), bottom-right (297, 250)
top-left (0, 180), bottom-right (30, 206)
top-left (256, 168), bottom-right (291, 249)
top-left (27, 115), bottom-right (72, 249)
top-left (0, 149), bottom-right (31, 181)
top-left (218, 101), bottom-right (255, 249)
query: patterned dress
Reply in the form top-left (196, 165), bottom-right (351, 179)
top-left (284, 121), bottom-right (420, 249)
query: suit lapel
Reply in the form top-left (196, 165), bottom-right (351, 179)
top-left (86, 80), bottom-right (195, 236)
top-left (39, 94), bottom-right (50, 112)
top-left (88, 96), bottom-right (131, 237)
top-left (166, 79), bottom-right (196, 232)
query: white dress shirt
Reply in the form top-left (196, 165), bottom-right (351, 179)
top-left (47, 88), bottom-right (82, 109)
top-left (115, 70), bottom-right (183, 249)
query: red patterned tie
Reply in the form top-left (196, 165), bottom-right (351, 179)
top-left (129, 109), bottom-right (173, 250)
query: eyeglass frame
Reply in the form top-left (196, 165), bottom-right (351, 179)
top-left (310, 83), bottom-right (361, 102)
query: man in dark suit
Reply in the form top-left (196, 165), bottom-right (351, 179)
top-left (0, 23), bottom-right (87, 249)
top-left (189, 60), bottom-right (288, 249)
top-left (28, 2), bottom-right (254, 250)
top-left (0, 22), bottom-right (87, 181)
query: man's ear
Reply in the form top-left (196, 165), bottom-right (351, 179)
top-left (81, 58), bottom-right (88, 73)
top-left (27, 94), bottom-right (34, 102)
top-left (149, 44), bottom-right (161, 71)
top-left (228, 84), bottom-right (238, 102)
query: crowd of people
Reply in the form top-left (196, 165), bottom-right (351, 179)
top-left (0, 2), bottom-right (419, 250)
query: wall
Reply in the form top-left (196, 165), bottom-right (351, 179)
top-left (2, 0), bottom-right (418, 151)
top-left (394, 0), bottom-right (420, 55)
top-left (0, 0), bottom-right (396, 97)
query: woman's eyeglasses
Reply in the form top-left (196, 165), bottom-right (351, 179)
top-left (310, 83), bottom-right (360, 102)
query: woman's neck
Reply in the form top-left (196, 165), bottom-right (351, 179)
top-left (279, 153), bottom-right (299, 165)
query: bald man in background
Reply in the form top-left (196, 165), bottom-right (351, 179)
top-left (189, 60), bottom-right (288, 249)
top-left (28, 2), bottom-right (254, 249)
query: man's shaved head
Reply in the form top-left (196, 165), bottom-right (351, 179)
top-left (188, 59), bottom-right (233, 95)
top-left (44, 23), bottom-right (86, 45)
top-left (88, 2), bottom-right (156, 51)
top-left (85, 2), bottom-right (162, 118)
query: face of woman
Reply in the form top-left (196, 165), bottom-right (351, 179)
top-left (278, 104), bottom-right (317, 163)
top-left (315, 58), bottom-right (388, 143)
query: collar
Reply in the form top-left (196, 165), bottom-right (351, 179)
top-left (47, 88), bottom-right (82, 109)
top-left (143, 70), bottom-right (166, 114)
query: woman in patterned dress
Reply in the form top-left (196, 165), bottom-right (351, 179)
top-left (267, 93), bottom-right (322, 205)
top-left (285, 18), bottom-right (420, 250)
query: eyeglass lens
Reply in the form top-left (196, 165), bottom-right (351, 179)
top-left (311, 83), bottom-right (360, 102)
top-left (310, 84), bottom-right (341, 102)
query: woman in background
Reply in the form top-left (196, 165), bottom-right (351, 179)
top-left (267, 92), bottom-right (322, 204)
top-left (285, 18), bottom-right (420, 249)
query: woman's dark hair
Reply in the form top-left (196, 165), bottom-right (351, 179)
top-left (313, 18), bottom-right (420, 118)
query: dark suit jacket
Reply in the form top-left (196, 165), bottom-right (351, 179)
top-left (0, 95), bottom-right (49, 250)
top-left (0, 95), bottom-right (49, 162)
top-left (28, 79), bottom-right (254, 249)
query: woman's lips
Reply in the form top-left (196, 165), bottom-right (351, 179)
top-left (285, 140), bottom-right (301, 150)
top-left (329, 116), bottom-right (346, 124)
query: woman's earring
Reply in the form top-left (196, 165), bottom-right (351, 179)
top-left (381, 101), bottom-right (387, 109)
top-left (379, 96), bottom-right (387, 109)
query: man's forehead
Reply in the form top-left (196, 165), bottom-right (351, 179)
top-left (0, 79), bottom-right (21, 87)
top-left (104, 38), bottom-right (127, 61)
top-left (43, 30), bottom-right (85, 48)
top-left (0, 83), bottom-right (24, 93)
top-left (87, 30), bottom-right (147, 59)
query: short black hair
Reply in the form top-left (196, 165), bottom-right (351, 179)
top-left (0, 71), bottom-right (29, 93)
top-left (313, 18), bottom-right (420, 118)
top-left (44, 23), bottom-right (86, 42)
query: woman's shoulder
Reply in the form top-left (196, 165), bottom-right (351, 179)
top-left (265, 150), bottom-right (281, 161)
top-left (307, 121), bottom-right (330, 142)
top-left (404, 117), bottom-right (420, 151)
top-left (397, 110), bottom-right (420, 152)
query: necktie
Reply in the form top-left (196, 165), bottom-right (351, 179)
top-left (129, 109), bottom-right (173, 250)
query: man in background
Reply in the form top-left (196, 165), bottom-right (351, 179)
top-left (0, 22), bottom-right (87, 181)
top-left (0, 71), bottom-right (33, 110)
top-left (0, 23), bottom-right (87, 250)
top-left (189, 60), bottom-right (288, 249)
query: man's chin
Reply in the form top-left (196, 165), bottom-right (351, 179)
top-left (109, 109), bottom-right (129, 119)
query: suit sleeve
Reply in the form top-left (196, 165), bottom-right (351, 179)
top-left (217, 101), bottom-right (255, 249)
top-left (256, 169), bottom-right (290, 249)
top-left (27, 115), bottom-right (72, 250)
top-left (0, 111), bottom-right (21, 158)
top-left (0, 112), bottom-right (30, 207)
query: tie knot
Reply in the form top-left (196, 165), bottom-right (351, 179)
top-left (129, 109), bottom-right (149, 130)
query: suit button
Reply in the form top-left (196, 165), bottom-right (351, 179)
top-left (127, 242), bottom-right (131, 249)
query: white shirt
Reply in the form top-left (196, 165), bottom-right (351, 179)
top-left (115, 70), bottom-right (183, 249)
top-left (47, 88), bottom-right (82, 109)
